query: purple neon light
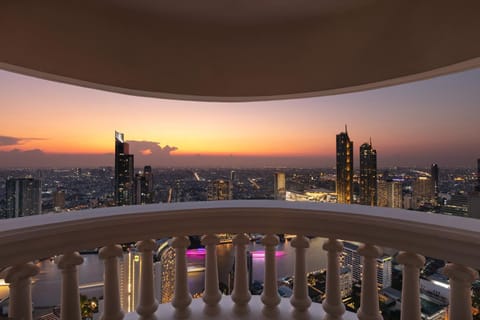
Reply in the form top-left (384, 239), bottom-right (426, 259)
top-left (251, 250), bottom-right (286, 258)
top-left (186, 248), bottom-right (206, 256)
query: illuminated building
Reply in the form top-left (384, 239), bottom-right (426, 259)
top-left (342, 241), bottom-right (392, 289)
top-left (115, 131), bottom-right (134, 206)
top-left (339, 267), bottom-right (353, 298)
top-left (359, 140), bottom-right (377, 206)
top-left (377, 180), bottom-right (403, 208)
top-left (431, 164), bottom-right (439, 197)
top-left (413, 176), bottom-right (433, 208)
top-left (274, 172), bottom-right (286, 200)
top-left (119, 250), bottom-right (142, 312)
top-left (207, 179), bottom-right (232, 200)
top-left (135, 165), bottom-right (154, 204)
top-left (336, 126), bottom-right (353, 204)
top-left (53, 190), bottom-right (65, 212)
top-left (5, 177), bottom-right (42, 218)
top-left (158, 246), bottom-right (176, 303)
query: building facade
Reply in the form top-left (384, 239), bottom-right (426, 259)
top-left (115, 131), bottom-right (135, 206)
top-left (359, 141), bottom-right (377, 206)
top-left (336, 127), bottom-right (353, 204)
top-left (274, 172), bottom-right (286, 200)
top-left (378, 180), bottom-right (403, 208)
top-left (207, 179), bottom-right (232, 201)
top-left (5, 177), bottom-right (42, 218)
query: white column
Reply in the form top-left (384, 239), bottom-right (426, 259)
top-left (136, 239), bottom-right (159, 319)
top-left (357, 244), bottom-right (382, 320)
top-left (201, 234), bottom-right (222, 307)
top-left (171, 236), bottom-right (192, 310)
top-left (261, 234), bottom-right (281, 308)
top-left (396, 251), bottom-right (425, 320)
top-left (231, 233), bottom-right (251, 306)
top-left (56, 251), bottom-right (84, 320)
top-left (322, 238), bottom-right (345, 320)
top-left (99, 244), bottom-right (124, 320)
top-left (290, 235), bottom-right (311, 312)
top-left (4, 262), bottom-right (39, 320)
top-left (444, 263), bottom-right (478, 320)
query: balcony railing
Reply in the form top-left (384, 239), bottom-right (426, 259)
top-left (1, 200), bottom-right (479, 320)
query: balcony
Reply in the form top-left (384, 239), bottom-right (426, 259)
top-left (1, 200), bottom-right (479, 320)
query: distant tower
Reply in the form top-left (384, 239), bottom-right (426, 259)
top-left (336, 126), bottom-right (353, 204)
top-left (431, 164), bottom-right (439, 196)
top-left (475, 159), bottom-right (480, 192)
top-left (53, 189), bottom-right (66, 212)
top-left (207, 179), bottom-right (232, 200)
top-left (274, 172), bottom-right (286, 200)
top-left (359, 140), bottom-right (377, 206)
top-left (5, 177), bottom-right (42, 218)
top-left (413, 176), bottom-right (433, 208)
top-left (115, 131), bottom-right (134, 206)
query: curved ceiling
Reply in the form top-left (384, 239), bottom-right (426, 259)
top-left (1, 0), bottom-right (480, 101)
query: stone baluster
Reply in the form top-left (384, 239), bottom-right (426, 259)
top-left (57, 251), bottom-right (84, 320)
top-left (201, 234), bottom-right (222, 307)
top-left (396, 251), bottom-right (425, 320)
top-left (99, 244), bottom-right (124, 320)
top-left (261, 233), bottom-right (281, 309)
top-left (444, 263), bottom-right (478, 320)
top-left (171, 236), bottom-right (192, 311)
top-left (357, 244), bottom-right (382, 320)
top-left (231, 233), bottom-right (252, 306)
top-left (322, 238), bottom-right (345, 320)
top-left (4, 262), bottom-right (39, 320)
top-left (136, 239), bottom-right (159, 319)
top-left (290, 235), bottom-right (311, 312)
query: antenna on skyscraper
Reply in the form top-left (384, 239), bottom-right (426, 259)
top-left (345, 124), bottom-right (348, 134)
top-left (370, 137), bottom-right (372, 146)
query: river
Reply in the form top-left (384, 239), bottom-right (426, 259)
top-left (31, 237), bottom-right (328, 308)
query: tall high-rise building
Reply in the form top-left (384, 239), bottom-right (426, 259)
top-left (5, 177), bottom-right (42, 218)
top-left (274, 172), bottom-right (286, 200)
top-left (207, 179), bottom-right (232, 200)
top-left (431, 163), bottom-right (439, 197)
top-left (53, 189), bottom-right (66, 212)
top-left (413, 176), bottom-right (433, 208)
top-left (135, 165), bottom-right (154, 204)
top-left (359, 140), bottom-right (377, 206)
top-left (336, 126), bottom-right (353, 204)
top-left (377, 180), bottom-right (403, 208)
top-left (475, 159), bottom-right (480, 192)
top-left (115, 131), bottom-right (134, 206)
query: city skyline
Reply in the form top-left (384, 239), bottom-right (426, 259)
top-left (0, 68), bottom-right (479, 168)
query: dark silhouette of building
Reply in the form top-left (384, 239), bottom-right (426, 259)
top-left (431, 164), bottom-right (439, 196)
top-left (336, 126), bottom-right (353, 204)
top-left (5, 177), bottom-right (42, 218)
top-left (135, 165), bottom-right (154, 204)
top-left (475, 159), bottom-right (480, 192)
top-left (359, 140), bottom-right (377, 206)
top-left (115, 131), bottom-right (134, 206)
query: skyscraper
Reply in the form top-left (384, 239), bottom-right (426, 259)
top-left (274, 172), bottom-right (286, 200)
top-left (336, 126), bottom-right (353, 204)
top-left (5, 177), bottom-right (42, 218)
top-left (115, 131), bottom-right (134, 206)
top-left (475, 159), bottom-right (480, 192)
top-left (135, 165), bottom-right (154, 204)
top-left (431, 163), bottom-right (439, 197)
top-left (377, 179), bottom-right (403, 208)
top-left (359, 140), bottom-right (377, 206)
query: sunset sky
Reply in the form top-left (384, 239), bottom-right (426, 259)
top-left (0, 68), bottom-right (479, 169)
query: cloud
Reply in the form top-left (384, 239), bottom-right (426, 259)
top-left (126, 140), bottom-right (178, 167)
top-left (0, 135), bottom-right (46, 147)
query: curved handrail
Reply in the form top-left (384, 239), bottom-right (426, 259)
top-left (1, 200), bottom-right (480, 270)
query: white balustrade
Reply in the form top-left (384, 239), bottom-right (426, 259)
top-left (444, 263), bottom-right (479, 320)
top-left (4, 262), bottom-right (39, 320)
top-left (322, 238), bottom-right (345, 320)
top-left (201, 234), bottom-right (222, 307)
top-left (261, 233), bottom-right (281, 309)
top-left (357, 244), bottom-right (382, 320)
top-left (56, 251), bottom-right (84, 320)
top-left (99, 244), bottom-right (124, 320)
top-left (231, 233), bottom-right (252, 306)
top-left (396, 251), bottom-right (425, 320)
top-left (171, 236), bottom-right (192, 311)
top-left (290, 235), bottom-right (311, 312)
top-left (136, 239), bottom-right (159, 319)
